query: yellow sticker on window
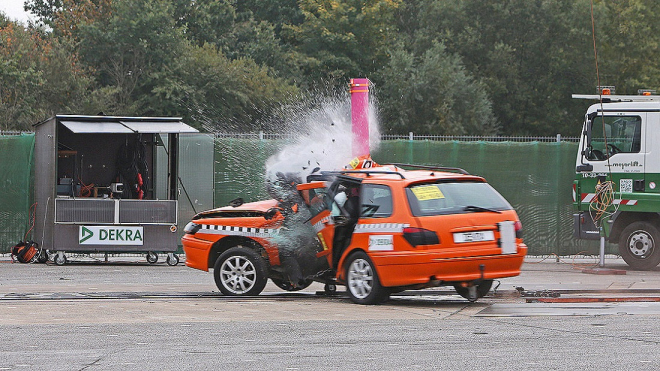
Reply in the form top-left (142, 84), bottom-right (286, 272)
top-left (412, 186), bottom-right (444, 200)
top-left (348, 157), bottom-right (360, 169)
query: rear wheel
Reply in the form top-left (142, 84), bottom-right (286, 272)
top-left (454, 280), bottom-right (493, 302)
top-left (214, 246), bottom-right (268, 296)
top-left (619, 221), bottom-right (660, 270)
top-left (345, 251), bottom-right (389, 305)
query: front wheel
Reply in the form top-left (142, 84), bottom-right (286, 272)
top-left (345, 251), bottom-right (389, 305)
top-left (214, 247), bottom-right (268, 296)
top-left (619, 221), bottom-right (660, 270)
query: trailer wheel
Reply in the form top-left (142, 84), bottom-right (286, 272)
top-left (619, 221), bottom-right (660, 270)
top-left (53, 252), bottom-right (66, 266)
top-left (454, 280), bottom-right (493, 302)
top-left (214, 246), bottom-right (268, 296)
top-left (146, 252), bottom-right (158, 264)
top-left (166, 253), bottom-right (179, 266)
top-left (345, 251), bottom-right (389, 305)
top-left (37, 250), bottom-right (49, 264)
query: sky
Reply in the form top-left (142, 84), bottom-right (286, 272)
top-left (1, 0), bottom-right (34, 24)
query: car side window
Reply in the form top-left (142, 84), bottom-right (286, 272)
top-left (360, 184), bottom-right (393, 218)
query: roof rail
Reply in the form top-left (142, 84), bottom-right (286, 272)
top-left (306, 169), bottom-right (406, 182)
top-left (388, 163), bottom-right (469, 175)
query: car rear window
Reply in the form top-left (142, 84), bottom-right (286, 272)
top-left (406, 181), bottom-right (512, 216)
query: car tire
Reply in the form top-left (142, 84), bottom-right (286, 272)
top-left (619, 221), bottom-right (660, 270)
top-left (454, 280), bottom-right (493, 301)
top-left (271, 278), bottom-right (313, 291)
top-left (345, 251), bottom-right (389, 305)
top-left (214, 246), bottom-right (268, 296)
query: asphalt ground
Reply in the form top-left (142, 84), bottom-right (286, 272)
top-left (2, 253), bottom-right (660, 317)
top-left (2, 254), bottom-right (660, 370)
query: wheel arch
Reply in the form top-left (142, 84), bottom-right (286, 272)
top-left (207, 236), bottom-right (268, 269)
top-left (610, 212), bottom-right (660, 242)
top-left (337, 247), bottom-right (375, 283)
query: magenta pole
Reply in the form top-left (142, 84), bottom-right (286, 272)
top-left (350, 78), bottom-right (370, 157)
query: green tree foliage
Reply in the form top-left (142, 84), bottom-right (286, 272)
top-left (8, 0), bottom-right (660, 135)
top-left (402, 0), bottom-right (598, 135)
top-left (377, 42), bottom-right (498, 135)
top-left (283, 0), bottom-right (402, 86)
top-left (599, 0), bottom-right (660, 94)
top-left (0, 20), bottom-right (92, 130)
top-left (152, 43), bottom-right (298, 131)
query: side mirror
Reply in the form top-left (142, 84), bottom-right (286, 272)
top-left (576, 164), bottom-right (593, 172)
top-left (264, 208), bottom-right (280, 220)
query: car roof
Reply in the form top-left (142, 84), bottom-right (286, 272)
top-left (324, 164), bottom-right (486, 186)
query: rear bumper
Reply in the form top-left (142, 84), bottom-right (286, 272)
top-left (182, 234), bottom-right (213, 271)
top-left (373, 243), bottom-right (527, 287)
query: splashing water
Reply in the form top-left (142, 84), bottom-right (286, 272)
top-left (265, 90), bottom-right (381, 183)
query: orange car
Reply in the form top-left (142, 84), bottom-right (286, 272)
top-left (182, 163), bottom-right (527, 304)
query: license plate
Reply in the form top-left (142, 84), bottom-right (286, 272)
top-left (453, 231), bottom-right (495, 243)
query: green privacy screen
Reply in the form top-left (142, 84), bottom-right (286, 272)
top-left (0, 134), bottom-right (35, 252)
top-left (0, 134), bottom-right (602, 255)
top-left (213, 138), bottom-right (602, 256)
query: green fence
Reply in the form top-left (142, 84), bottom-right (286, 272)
top-left (0, 134), bottom-right (35, 252)
top-left (212, 138), bottom-right (602, 256)
top-left (0, 134), bottom-right (602, 255)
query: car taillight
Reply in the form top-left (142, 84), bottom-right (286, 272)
top-left (184, 222), bottom-right (201, 235)
top-left (514, 220), bottom-right (523, 239)
top-left (403, 227), bottom-right (440, 247)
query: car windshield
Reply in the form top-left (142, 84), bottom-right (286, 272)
top-left (406, 181), bottom-right (512, 216)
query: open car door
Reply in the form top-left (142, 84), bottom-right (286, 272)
top-left (298, 176), bottom-right (363, 270)
top-left (298, 181), bottom-right (334, 268)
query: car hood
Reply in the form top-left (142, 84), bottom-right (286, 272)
top-left (193, 199), bottom-right (278, 220)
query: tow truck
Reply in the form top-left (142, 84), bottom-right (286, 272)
top-left (573, 87), bottom-right (660, 269)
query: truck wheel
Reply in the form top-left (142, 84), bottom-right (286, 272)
top-left (345, 251), bottom-right (389, 305)
top-left (619, 221), bottom-right (660, 270)
top-left (214, 246), bottom-right (268, 296)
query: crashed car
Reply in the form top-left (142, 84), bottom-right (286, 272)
top-left (182, 159), bottom-right (527, 304)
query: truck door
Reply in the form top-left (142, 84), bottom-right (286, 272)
top-left (579, 112), bottom-right (645, 191)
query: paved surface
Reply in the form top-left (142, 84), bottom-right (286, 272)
top-left (2, 254), bottom-right (660, 370)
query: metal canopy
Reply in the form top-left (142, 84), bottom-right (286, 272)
top-left (119, 121), bottom-right (198, 133)
top-left (60, 121), bottom-right (134, 134)
top-left (60, 120), bottom-right (198, 134)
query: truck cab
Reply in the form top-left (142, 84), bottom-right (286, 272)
top-left (573, 91), bottom-right (660, 269)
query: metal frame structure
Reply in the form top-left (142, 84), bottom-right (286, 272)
top-left (33, 115), bottom-right (198, 264)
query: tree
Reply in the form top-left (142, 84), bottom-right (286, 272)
top-left (397, 0), bottom-right (598, 136)
top-left (599, 0), bottom-right (660, 94)
top-left (0, 20), bottom-right (92, 130)
top-left (283, 0), bottom-right (402, 87)
top-left (376, 42), bottom-right (498, 135)
top-left (152, 43), bottom-right (298, 131)
top-left (75, 0), bottom-right (186, 114)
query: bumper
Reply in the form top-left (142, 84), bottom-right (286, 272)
top-left (182, 234), bottom-right (214, 271)
top-left (373, 244), bottom-right (528, 287)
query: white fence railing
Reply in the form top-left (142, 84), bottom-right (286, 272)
top-left (1, 131), bottom-right (579, 142)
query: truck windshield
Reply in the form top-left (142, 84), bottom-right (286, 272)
top-left (406, 182), bottom-right (512, 217)
top-left (587, 115), bottom-right (641, 161)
